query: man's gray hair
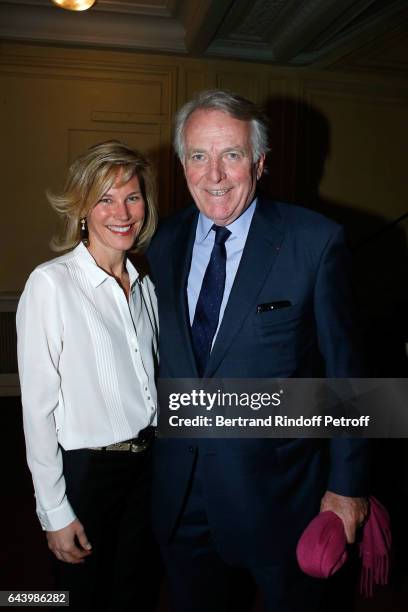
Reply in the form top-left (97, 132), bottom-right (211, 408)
top-left (174, 89), bottom-right (269, 163)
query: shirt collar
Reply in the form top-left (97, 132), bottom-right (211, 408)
top-left (73, 241), bottom-right (139, 288)
top-left (196, 198), bottom-right (257, 244)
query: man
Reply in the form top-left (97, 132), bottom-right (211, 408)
top-left (147, 90), bottom-right (369, 612)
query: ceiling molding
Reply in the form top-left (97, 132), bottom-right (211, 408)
top-left (302, 0), bottom-right (408, 69)
top-left (181, 0), bottom-right (233, 54)
top-left (0, 3), bottom-right (186, 52)
top-left (1, 0), bottom-right (407, 71)
top-left (265, 0), bottom-right (360, 62)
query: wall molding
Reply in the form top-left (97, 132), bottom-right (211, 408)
top-left (0, 293), bottom-right (20, 312)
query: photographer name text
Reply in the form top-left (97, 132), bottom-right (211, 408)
top-left (168, 415), bottom-right (371, 428)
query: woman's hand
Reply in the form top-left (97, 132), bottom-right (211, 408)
top-left (46, 519), bottom-right (92, 564)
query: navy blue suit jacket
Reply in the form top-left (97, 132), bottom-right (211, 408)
top-left (147, 196), bottom-right (369, 565)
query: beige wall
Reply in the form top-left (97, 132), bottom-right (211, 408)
top-left (0, 41), bottom-right (407, 295)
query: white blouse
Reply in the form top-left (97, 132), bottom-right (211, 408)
top-left (17, 242), bottom-right (158, 532)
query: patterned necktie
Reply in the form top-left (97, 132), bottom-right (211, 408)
top-left (191, 224), bottom-right (231, 377)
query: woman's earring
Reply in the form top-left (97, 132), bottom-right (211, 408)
top-left (80, 218), bottom-right (89, 244)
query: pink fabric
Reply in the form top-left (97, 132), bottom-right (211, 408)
top-left (358, 496), bottom-right (392, 597)
top-left (296, 496), bottom-right (391, 597)
top-left (296, 511), bottom-right (347, 578)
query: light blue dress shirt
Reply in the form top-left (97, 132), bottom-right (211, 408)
top-left (187, 199), bottom-right (257, 346)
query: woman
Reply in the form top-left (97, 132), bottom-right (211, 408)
top-left (17, 141), bottom-right (160, 610)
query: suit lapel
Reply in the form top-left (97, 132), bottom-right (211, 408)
top-left (206, 197), bottom-right (285, 376)
top-left (170, 207), bottom-right (199, 376)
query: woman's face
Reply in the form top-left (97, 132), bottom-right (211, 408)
top-left (86, 171), bottom-right (145, 259)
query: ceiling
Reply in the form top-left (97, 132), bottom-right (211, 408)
top-left (1, 0), bottom-right (408, 69)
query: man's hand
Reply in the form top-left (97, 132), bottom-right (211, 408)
top-left (320, 491), bottom-right (368, 544)
top-left (46, 519), bottom-right (92, 564)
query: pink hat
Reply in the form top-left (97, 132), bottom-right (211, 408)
top-left (296, 496), bottom-right (391, 597)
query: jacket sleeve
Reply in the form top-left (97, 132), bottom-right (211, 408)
top-left (313, 225), bottom-right (370, 496)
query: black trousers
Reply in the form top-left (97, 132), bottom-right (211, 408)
top-left (54, 445), bottom-right (160, 611)
top-left (160, 456), bottom-right (324, 612)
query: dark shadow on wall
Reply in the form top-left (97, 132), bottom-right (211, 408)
top-left (260, 96), bottom-right (408, 377)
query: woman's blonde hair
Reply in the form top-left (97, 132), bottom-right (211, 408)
top-left (49, 140), bottom-right (157, 252)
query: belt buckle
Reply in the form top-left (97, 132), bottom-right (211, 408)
top-left (106, 441), bottom-right (131, 451)
top-left (90, 431), bottom-right (153, 453)
top-left (130, 439), bottom-right (149, 453)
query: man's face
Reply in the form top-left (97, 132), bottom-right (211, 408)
top-left (183, 109), bottom-right (265, 226)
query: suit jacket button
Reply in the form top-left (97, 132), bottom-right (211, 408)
top-left (187, 446), bottom-right (195, 453)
